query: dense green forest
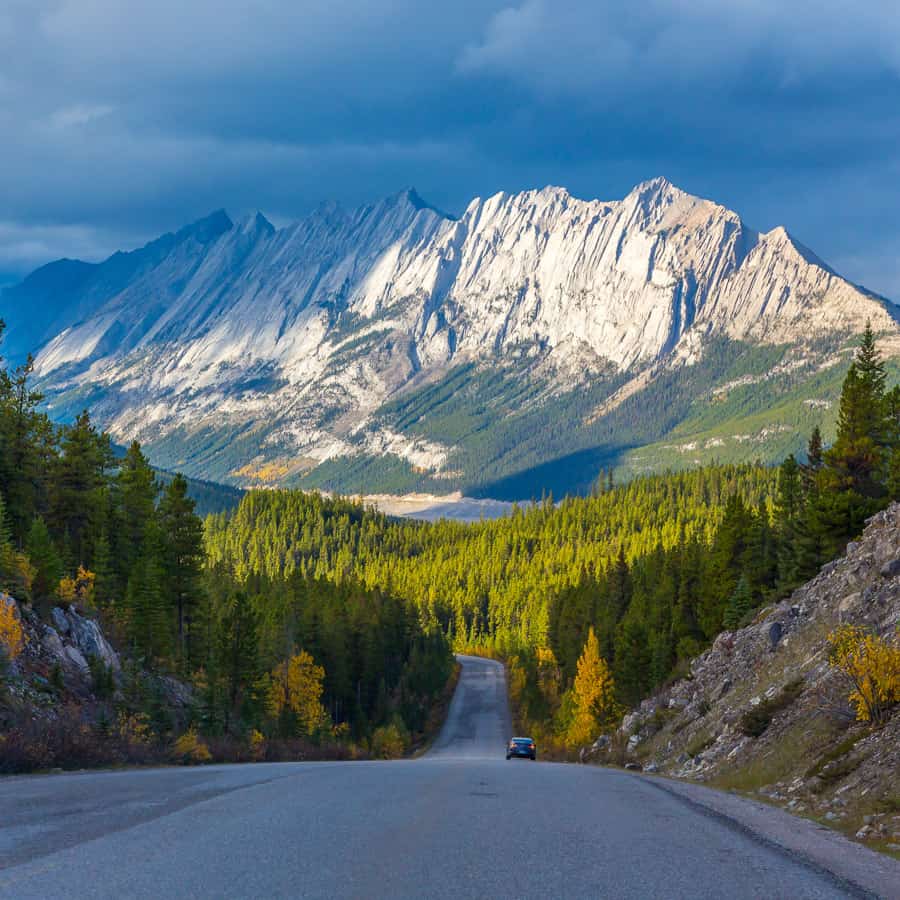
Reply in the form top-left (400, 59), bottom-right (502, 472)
top-left (3, 319), bottom-right (898, 761)
top-left (207, 325), bottom-right (900, 748)
top-left (0, 320), bottom-right (453, 762)
top-left (206, 464), bottom-right (779, 651)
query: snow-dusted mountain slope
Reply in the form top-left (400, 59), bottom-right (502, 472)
top-left (6, 178), bottom-right (899, 497)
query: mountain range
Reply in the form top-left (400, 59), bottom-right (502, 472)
top-left (3, 177), bottom-right (899, 500)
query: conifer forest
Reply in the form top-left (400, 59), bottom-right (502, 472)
top-left (2, 320), bottom-right (899, 759)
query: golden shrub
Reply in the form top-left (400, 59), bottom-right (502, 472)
top-left (116, 711), bottom-right (152, 746)
top-left (370, 723), bottom-right (405, 759)
top-left (249, 728), bottom-right (266, 761)
top-left (828, 624), bottom-right (900, 726)
top-left (267, 649), bottom-right (330, 736)
top-left (57, 567), bottom-right (95, 608)
top-left (173, 727), bottom-right (212, 764)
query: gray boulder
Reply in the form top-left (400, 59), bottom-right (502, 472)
top-left (51, 606), bottom-right (71, 635)
top-left (63, 644), bottom-right (89, 672)
top-left (61, 609), bottom-right (121, 671)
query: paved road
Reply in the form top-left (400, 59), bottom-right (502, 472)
top-left (0, 655), bottom-right (888, 898)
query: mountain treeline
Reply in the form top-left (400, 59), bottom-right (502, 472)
top-left (207, 325), bottom-right (900, 749)
top-left (205, 464), bottom-right (779, 648)
top-left (0, 321), bottom-right (452, 759)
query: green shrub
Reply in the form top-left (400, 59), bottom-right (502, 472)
top-left (739, 678), bottom-right (805, 738)
top-left (804, 731), bottom-right (863, 779)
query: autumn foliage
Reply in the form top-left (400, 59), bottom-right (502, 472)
top-left (0, 598), bottom-right (24, 661)
top-left (267, 650), bottom-right (331, 737)
top-left (172, 727), bottom-right (213, 764)
top-left (567, 628), bottom-right (618, 748)
top-left (828, 624), bottom-right (900, 726)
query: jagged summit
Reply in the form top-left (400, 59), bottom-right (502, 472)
top-left (178, 209), bottom-right (234, 242)
top-left (236, 211), bottom-right (275, 237)
top-left (7, 177), bottom-right (899, 492)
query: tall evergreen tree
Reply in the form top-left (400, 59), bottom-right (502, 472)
top-left (723, 575), bottom-right (753, 629)
top-left (775, 455), bottom-right (802, 592)
top-left (50, 411), bottom-right (111, 566)
top-left (214, 591), bottom-right (261, 732)
top-left (0, 350), bottom-right (48, 540)
top-left (159, 475), bottom-right (206, 666)
top-left (801, 426), bottom-right (824, 494)
top-left (114, 442), bottom-right (159, 582)
top-left (126, 523), bottom-right (171, 662)
top-left (25, 517), bottom-right (62, 601)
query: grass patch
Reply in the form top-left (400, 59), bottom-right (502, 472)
top-left (804, 730), bottom-right (864, 779)
top-left (710, 727), bottom-right (813, 793)
top-left (811, 753), bottom-right (866, 789)
top-left (686, 731), bottom-right (716, 758)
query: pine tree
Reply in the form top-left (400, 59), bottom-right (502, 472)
top-left (801, 427), bottom-right (823, 494)
top-left (159, 474), bottom-right (205, 666)
top-left (0, 492), bottom-right (16, 594)
top-left (775, 455), bottom-right (802, 592)
top-left (26, 517), bottom-right (62, 601)
top-left (114, 442), bottom-right (159, 583)
top-left (125, 523), bottom-right (171, 662)
top-left (614, 618), bottom-right (652, 707)
top-left (0, 353), bottom-right (48, 540)
top-left (50, 410), bottom-right (112, 566)
top-left (723, 575), bottom-right (753, 630)
top-left (91, 531), bottom-right (117, 612)
top-left (855, 320), bottom-right (887, 406)
top-left (215, 591), bottom-right (261, 732)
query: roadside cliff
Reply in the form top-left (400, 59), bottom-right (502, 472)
top-left (0, 597), bottom-right (194, 772)
top-left (591, 503), bottom-right (900, 853)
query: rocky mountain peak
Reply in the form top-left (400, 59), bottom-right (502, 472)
top-left (13, 177), bottom-right (900, 492)
top-left (178, 208), bottom-right (234, 244)
top-left (236, 211), bottom-right (275, 238)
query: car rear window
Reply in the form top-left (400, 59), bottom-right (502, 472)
top-left (513, 738), bottom-right (533, 745)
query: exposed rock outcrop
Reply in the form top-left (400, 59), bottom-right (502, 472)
top-left (595, 504), bottom-right (900, 849)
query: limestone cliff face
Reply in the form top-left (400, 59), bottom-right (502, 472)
top-left (10, 179), bottom-right (900, 485)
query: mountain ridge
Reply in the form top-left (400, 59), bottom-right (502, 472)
top-left (5, 177), bottom-right (899, 497)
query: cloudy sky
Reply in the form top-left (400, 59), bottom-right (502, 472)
top-left (2, 0), bottom-right (899, 297)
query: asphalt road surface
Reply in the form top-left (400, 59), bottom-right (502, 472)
top-left (0, 655), bottom-right (890, 899)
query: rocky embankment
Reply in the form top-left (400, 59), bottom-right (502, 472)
top-left (1, 597), bottom-right (193, 770)
top-left (2, 597), bottom-right (119, 702)
top-left (590, 503), bottom-right (900, 852)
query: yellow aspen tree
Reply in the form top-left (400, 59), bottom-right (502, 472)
top-left (268, 649), bottom-right (331, 736)
top-left (568, 627), bottom-right (617, 747)
top-left (0, 598), bottom-right (25, 661)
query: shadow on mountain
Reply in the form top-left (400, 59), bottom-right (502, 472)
top-left (465, 445), bottom-right (634, 503)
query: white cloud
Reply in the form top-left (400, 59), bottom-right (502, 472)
top-left (48, 103), bottom-right (114, 130)
top-left (457, 0), bottom-right (900, 95)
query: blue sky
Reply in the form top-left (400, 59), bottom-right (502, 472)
top-left (1, 0), bottom-right (899, 297)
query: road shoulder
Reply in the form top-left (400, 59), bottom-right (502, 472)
top-left (635, 772), bottom-right (900, 899)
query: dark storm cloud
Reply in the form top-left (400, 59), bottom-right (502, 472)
top-left (1, 0), bottom-right (899, 296)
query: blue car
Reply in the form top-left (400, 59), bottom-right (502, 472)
top-left (506, 736), bottom-right (536, 760)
